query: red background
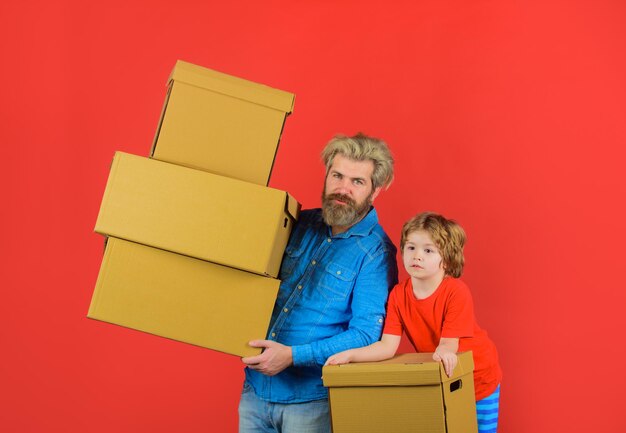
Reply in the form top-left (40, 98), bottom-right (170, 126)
top-left (1, 1), bottom-right (625, 432)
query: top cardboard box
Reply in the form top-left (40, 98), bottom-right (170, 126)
top-left (151, 60), bottom-right (295, 186)
top-left (322, 352), bottom-right (477, 433)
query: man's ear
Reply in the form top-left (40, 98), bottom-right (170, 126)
top-left (370, 186), bottom-right (383, 203)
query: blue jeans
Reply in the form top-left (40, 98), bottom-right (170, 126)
top-left (238, 383), bottom-right (331, 433)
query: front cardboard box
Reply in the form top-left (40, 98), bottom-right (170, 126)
top-left (151, 60), bottom-right (295, 186)
top-left (95, 151), bottom-right (300, 277)
top-left (322, 352), bottom-right (478, 433)
top-left (87, 237), bottom-right (279, 357)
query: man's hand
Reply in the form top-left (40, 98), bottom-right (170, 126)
top-left (324, 349), bottom-right (355, 366)
top-left (241, 340), bottom-right (293, 376)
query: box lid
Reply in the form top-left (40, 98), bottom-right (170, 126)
top-left (322, 352), bottom-right (474, 387)
top-left (170, 60), bottom-right (295, 114)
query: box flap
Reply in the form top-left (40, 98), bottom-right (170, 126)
top-left (170, 60), bottom-right (295, 114)
top-left (286, 193), bottom-right (301, 220)
top-left (322, 352), bottom-right (474, 387)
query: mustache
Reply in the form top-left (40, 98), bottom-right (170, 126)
top-left (324, 193), bottom-right (356, 207)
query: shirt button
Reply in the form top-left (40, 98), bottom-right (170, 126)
top-left (297, 285), bottom-right (303, 290)
top-left (327, 238), bottom-right (332, 243)
top-left (311, 260), bottom-right (317, 265)
top-left (271, 332), bottom-right (276, 337)
top-left (378, 319), bottom-right (383, 323)
top-left (336, 271), bottom-right (341, 275)
top-left (283, 308), bottom-right (289, 313)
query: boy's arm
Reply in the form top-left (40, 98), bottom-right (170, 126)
top-left (433, 337), bottom-right (459, 377)
top-left (324, 333), bottom-right (401, 365)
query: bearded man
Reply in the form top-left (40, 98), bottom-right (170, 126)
top-left (239, 133), bottom-right (398, 433)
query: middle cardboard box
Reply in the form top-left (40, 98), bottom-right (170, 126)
top-left (95, 151), bottom-right (300, 278)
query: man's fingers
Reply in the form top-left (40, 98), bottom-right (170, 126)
top-left (246, 363), bottom-right (264, 372)
top-left (242, 346), bottom-right (271, 365)
top-left (248, 339), bottom-right (271, 348)
top-left (241, 354), bottom-right (262, 365)
top-left (242, 339), bottom-right (272, 363)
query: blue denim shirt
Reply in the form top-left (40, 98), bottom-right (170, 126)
top-left (244, 207), bottom-right (398, 403)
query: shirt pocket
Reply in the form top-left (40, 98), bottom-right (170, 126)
top-left (280, 244), bottom-right (305, 277)
top-left (318, 262), bottom-right (357, 300)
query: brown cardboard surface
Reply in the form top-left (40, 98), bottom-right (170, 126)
top-left (95, 152), bottom-right (300, 277)
top-left (322, 352), bottom-right (478, 433)
top-left (151, 60), bottom-right (295, 186)
top-left (87, 237), bottom-right (279, 357)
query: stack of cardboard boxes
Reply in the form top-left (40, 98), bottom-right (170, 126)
top-left (88, 60), bottom-right (299, 357)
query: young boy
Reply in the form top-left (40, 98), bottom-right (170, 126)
top-left (325, 212), bottom-right (502, 433)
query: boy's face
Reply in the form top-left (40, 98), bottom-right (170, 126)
top-left (402, 230), bottom-right (445, 283)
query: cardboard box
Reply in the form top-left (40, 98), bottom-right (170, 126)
top-left (151, 60), bottom-right (295, 186)
top-left (87, 237), bottom-right (280, 357)
top-left (95, 151), bottom-right (300, 277)
top-left (322, 352), bottom-right (478, 433)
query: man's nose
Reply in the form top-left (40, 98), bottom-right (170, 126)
top-left (335, 178), bottom-right (352, 194)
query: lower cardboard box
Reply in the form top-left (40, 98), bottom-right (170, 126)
top-left (322, 352), bottom-right (478, 433)
top-left (87, 237), bottom-right (279, 357)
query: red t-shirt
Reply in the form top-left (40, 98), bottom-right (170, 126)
top-left (383, 277), bottom-right (502, 400)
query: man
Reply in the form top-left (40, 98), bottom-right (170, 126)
top-left (239, 133), bottom-right (398, 433)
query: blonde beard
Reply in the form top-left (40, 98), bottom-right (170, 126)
top-left (321, 192), bottom-right (373, 228)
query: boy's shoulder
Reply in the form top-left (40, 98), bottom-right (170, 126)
top-left (441, 277), bottom-right (473, 299)
top-left (444, 277), bottom-right (469, 289)
top-left (390, 278), bottom-right (412, 295)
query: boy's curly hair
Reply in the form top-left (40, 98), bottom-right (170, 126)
top-left (400, 212), bottom-right (466, 278)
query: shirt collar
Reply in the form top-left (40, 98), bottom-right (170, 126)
top-left (328, 207), bottom-right (379, 238)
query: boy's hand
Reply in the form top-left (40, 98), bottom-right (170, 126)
top-left (433, 348), bottom-right (458, 377)
top-left (324, 350), bottom-right (355, 366)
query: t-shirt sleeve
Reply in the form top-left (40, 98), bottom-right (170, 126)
top-left (382, 285), bottom-right (404, 336)
top-left (441, 280), bottom-right (475, 338)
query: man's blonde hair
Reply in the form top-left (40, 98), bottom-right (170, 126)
top-left (321, 133), bottom-right (394, 190)
top-left (400, 212), bottom-right (466, 278)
